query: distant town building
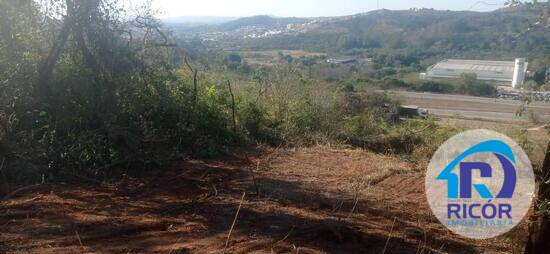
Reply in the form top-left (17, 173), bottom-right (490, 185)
top-left (326, 58), bottom-right (358, 65)
top-left (420, 58), bottom-right (528, 88)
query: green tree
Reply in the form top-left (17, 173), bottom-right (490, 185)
top-left (0, 0), bottom-right (238, 182)
top-left (457, 73), bottom-right (497, 97)
top-left (224, 53), bottom-right (243, 70)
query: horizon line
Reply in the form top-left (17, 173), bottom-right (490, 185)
top-left (159, 7), bottom-right (501, 20)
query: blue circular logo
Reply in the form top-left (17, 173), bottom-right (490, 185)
top-left (425, 129), bottom-right (535, 239)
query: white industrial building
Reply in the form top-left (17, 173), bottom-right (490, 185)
top-left (420, 58), bottom-right (528, 88)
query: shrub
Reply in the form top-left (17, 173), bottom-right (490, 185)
top-left (381, 77), bottom-right (408, 89)
top-left (225, 53), bottom-right (242, 70)
top-left (458, 81), bottom-right (497, 97)
top-left (456, 73), bottom-right (497, 97)
top-left (342, 111), bottom-right (388, 139)
top-left (239, 101), bottom-right (270, 142)
top-left (413, 81), bottom-right (455, 93)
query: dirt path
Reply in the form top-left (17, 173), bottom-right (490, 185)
top-left (0, 147), bottom-right (529, 253)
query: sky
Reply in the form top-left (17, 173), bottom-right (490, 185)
top-left (150, 0), bottom-right (510, 18)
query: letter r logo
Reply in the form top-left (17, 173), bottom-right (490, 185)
top-left (436, 140), bottom-right (518, 199)
top-left (459, 162), bottom-right (493, 198)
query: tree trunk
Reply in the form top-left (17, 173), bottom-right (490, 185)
top-left (184, 57), bottom-right (198, 105)
top-left (38, 19), bottom-right (70, 99)
top-left (193, 69), bottom-right (198, 104)
top-left (525, 141), bottom-right (550, 253)
top-left (227, 80), bottom-right (237, 133)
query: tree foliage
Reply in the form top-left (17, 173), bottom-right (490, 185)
top-left (0, 0), bottom-right (467, 184)
top-left (0, 0), bottom-right (235, 182)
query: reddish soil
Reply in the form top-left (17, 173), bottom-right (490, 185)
top-left (0, 146), bottom-right (530, 253)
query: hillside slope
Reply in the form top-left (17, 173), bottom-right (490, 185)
top-left (218, 15), bottom-right (311, 31)
top-left (215, 5), bottom-right (549, 57)
top-left (0, 146), bottom-right (527, 253)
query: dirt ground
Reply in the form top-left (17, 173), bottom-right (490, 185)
top-left (0, 146), bottom-right (532, 254)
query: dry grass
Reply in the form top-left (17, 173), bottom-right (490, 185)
top-left (0, 145), bottom-right (531, 253)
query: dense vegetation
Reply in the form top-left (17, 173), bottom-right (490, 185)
top-left (0, 0), bottom-right (451, 183)
top-left (380, 74), bottom-right (498, 97)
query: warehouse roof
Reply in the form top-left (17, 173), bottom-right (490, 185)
top-left (430, 59), bottom-right (515, 74)
top-left (424, 59), bottom-right (523, 83)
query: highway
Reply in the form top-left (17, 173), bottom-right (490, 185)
top-left (385, 91), bottom-right (550, 123)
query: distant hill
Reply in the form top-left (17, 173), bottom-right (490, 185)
top-left (163, 16), bottom-right (238, 28)
top-left (216, 15), bottom-right (311, 31)
top-left (225, 5), bottom-right (549, 58)
top-left (170, 4), bottom-right (549, 62)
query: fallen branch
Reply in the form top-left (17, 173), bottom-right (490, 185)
top-left (347, 194), bottom-right (360, 217)
top-left (274, 225), bottom-right (295, 245)
top-left (223, 192), bottom-right (246, 253)
top-left (382, 217), bottom-right (397, 254)
top-left (437, 243), bottom-right (446, 254)
top-left (414, 217), bottom-right (428, 254)
top-left (168, 237), bottom-right (183, 254)
top-left (75, 230), bottom-right (84, 249)
top-left (421, 226), bottom-right (427, 254)
top-left (330, 199), bottom-right (345, 213)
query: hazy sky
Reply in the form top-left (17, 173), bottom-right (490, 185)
top-left (150, 0), bottom-right (509, 18)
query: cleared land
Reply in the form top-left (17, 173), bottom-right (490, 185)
top-left (0, 147), bottom-right (530, 253)
top-left (229, 50), bottom-right (326, 66)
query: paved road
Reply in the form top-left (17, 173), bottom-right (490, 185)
top-left (385, 90), bottom-right (550, 123)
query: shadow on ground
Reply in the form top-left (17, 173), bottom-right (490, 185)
top-left (0, 149), bottom-right (513, 253)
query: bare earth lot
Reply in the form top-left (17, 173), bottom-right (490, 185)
top-left (0, 147), bottom-right (529, 253)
